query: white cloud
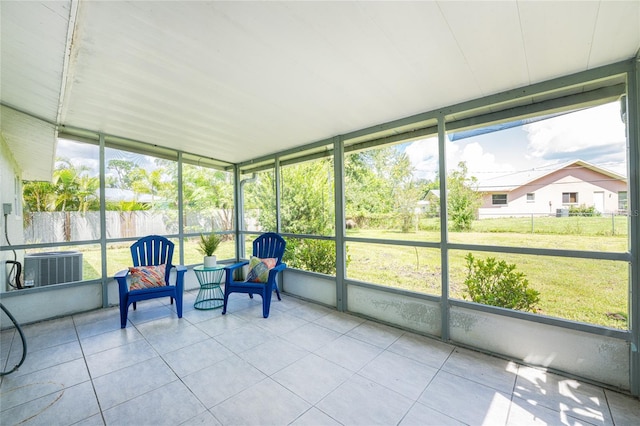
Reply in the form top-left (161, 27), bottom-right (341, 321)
top-left (524, 102), bottom-right (626, 162)
top-left (457, 142), bottom-right (515, 178)
top-left (404, 136), bottom-right (440, 180)
top-left (405, 137), bottom-right (514, 181)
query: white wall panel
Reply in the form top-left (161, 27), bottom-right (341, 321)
top-left (348, 285), bottom-right (441, 337)
top-left (282, 270), bottom-right (336, 307)
top-left (450, 306), bottom-right (630, 390)
top-left (0, 283), bottom-right (102, 326)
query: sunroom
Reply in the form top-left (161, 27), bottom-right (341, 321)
top-left (1, 1), bottom-right (640, 424)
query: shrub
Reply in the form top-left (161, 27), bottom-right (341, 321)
top-left (569, 204), bottom-right (600, 217)
top-left (463, 253), bottom-right (540, 312)
top-left (284, 239), bottom-right (350, 275)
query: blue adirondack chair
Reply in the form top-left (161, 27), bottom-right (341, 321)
top-left (222, 233), bottom-right (287, 318)
top-left (114, 235), bottom-right (186, 328)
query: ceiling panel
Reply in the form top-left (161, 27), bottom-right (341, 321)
top-left (590, 0), bottom-right (640, 68)
top-left (519, 1), bottom-right (601, 83)
top-left (438, 1), bottom-right (529, 96)
top-left (0, 0), bottom-right (71, 121)
top-left (1, 0), bottom-right (639, 177)
top-left (1, 106), bottom-right (56, 181)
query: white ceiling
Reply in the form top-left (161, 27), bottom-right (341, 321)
top-left (1, 1), bottom-right (639, 180)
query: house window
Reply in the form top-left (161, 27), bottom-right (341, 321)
top-left (562, 192), bottom-right (578, 204)
top-left (526, 193), bottom-right (535, 202)
top-left (492, 194), bottom-right (508, 205)
top-left (618, 191), bottom-right (627, 212)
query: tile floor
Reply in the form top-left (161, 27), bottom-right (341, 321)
top-left (1, 291), bottom-right (640, 426)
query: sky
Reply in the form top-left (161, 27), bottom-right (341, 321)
top-left (404, 101), bottom-right (628, 183)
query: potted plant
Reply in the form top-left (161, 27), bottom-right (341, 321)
top-left (198, 232), bottom-right (222, 267)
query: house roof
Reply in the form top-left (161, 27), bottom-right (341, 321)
top-left (476, 159), bottom-right (628, 193)
top-left (1, 1), bottom-right (639, 181)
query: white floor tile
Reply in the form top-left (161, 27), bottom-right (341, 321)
top-left (441, 347), bottom-right (518, 394)
top-left (314, 311), bottom-right (364, 334)
top-left (79, 326), bottom-right (143, 356)
top-left (239, 336), bottom-right (309, 376)
top-left (272, 353), bottom-right (353, 404)
top-left (347, 320), bottom-right (404, 349)
top-left (605, 389), bottom-right (640, 426)
top-left (144, 323), bottom-right (210, 354)
top-left (162, 338), bottom-right (234, 377)
top-left (358, 350), bottom-right (438, 400)
top-left (212, 378), bottom-right (310, 426)
top-left (281, 322), bottom-right (342, 352)
top-left (102, 380), bottom-right (206, 425)
top-left (418, 370), bottom-right (511, 426)
top-left (92, 356), bottom-right (177, 410)
top-left (399, 401), bottom-right (466, 426)
top-left (317, 374), bottom-right (414, 425)
top-left (314, 334), bottom-right (383, 372)
top-left (290, 407), bottom-right (342, 426)
top-left (213, 323), bottom-right (276, 353)
top-left (387, 333), bottom-right (455, 369)
top-left (0, 381), bottom-right (100, 426)
top-left (182, 355), bottom-right (266, 408)
top-left (85, 339), bottom-right (157, 378)
top-left (514, 366), bottom-right (613, 425)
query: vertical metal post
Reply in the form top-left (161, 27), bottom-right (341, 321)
top-left (334, 137), bottom-right (346, 312)
top-left (438, 115), bottom-right (450, 342)
top-left (627, 52), bottom-right (640, 397)
top-left (99, 134), bottom-right (108, 307)
top-left (531, 213), bottom-right (534, 234)
top-left (177, 152), bottom-right (184, 264)
top-left (234, 165), bottom-right (243, 260)
top-left (612, 212), bottom-right (615, 236)
top-left (275, 157), bottom-right (281, 232)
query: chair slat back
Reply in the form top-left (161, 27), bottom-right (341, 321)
top-left (253, 232), bottom-right (286, 264)
top-left (130, 235), bottom-right (174, 284)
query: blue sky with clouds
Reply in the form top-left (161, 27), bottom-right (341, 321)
top-left (405, 101), bottom-right (627, 182)
top-left (58, 101), bottom-right (627, 186)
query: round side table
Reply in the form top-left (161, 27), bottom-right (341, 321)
top-left (193, 265), bottom-right (225, 310)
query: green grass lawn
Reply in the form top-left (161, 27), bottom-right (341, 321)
top-left (347, 227), bottom-right (629, 330)
top-left (75, 217), bottom-right (630, 330)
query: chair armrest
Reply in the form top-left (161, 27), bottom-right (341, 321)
top-left (224, 261), bottom-right (249, 283)
top-left (114, 269), bottom-right (130, 294)
top-left (267, 262), bottom-right (287, 281)
top-left (114, 269), bottom-right (129, 279)
top-left (272, 263), bottom-right (286, 273)
top-left (173, 265), bottom-right (187, 290)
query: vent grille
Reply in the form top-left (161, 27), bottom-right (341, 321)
top-left (24, 251), bottom-right (83, 286)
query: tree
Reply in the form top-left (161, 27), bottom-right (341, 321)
top-left (344, 150), bottom-right (394, 222)
top-left (106, 159), bottom-right (136, 189)
top-left (181, 164), bottom-right (234, 231)
top-left (447, 162), bottom-right (481, 231)
top-left (23, 157), bottom-right (99, 241)
top-left (249, 159), bottom-right (340, 273)
top-left (23, 181), bottom-right (56, 212)
top-left (344, 146), bottom-right (418, 230)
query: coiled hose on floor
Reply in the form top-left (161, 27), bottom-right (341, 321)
top-left (0, 302), bottom-right (27, 376)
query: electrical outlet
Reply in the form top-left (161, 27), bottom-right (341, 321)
top-left (3, 203), bottom-right (12, 215)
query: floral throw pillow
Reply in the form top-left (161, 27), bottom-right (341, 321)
top-left (244, 256), bottom-right (277, 283)
top-left (129, 264), bottom-right (167, 290)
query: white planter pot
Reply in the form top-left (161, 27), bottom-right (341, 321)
top-left (203, 255), bottom-right (217, 268)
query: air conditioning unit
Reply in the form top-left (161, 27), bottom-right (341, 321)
top-left (24, 251), bottom-right (83, 286)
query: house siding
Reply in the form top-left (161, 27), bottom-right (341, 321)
top-left (479, 165), bottom-right (627, 218)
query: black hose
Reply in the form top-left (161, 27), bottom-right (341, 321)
top-left (0, 302), bottom-right (27, 376)
top-left (4, 213), bottom-right (21, 289)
